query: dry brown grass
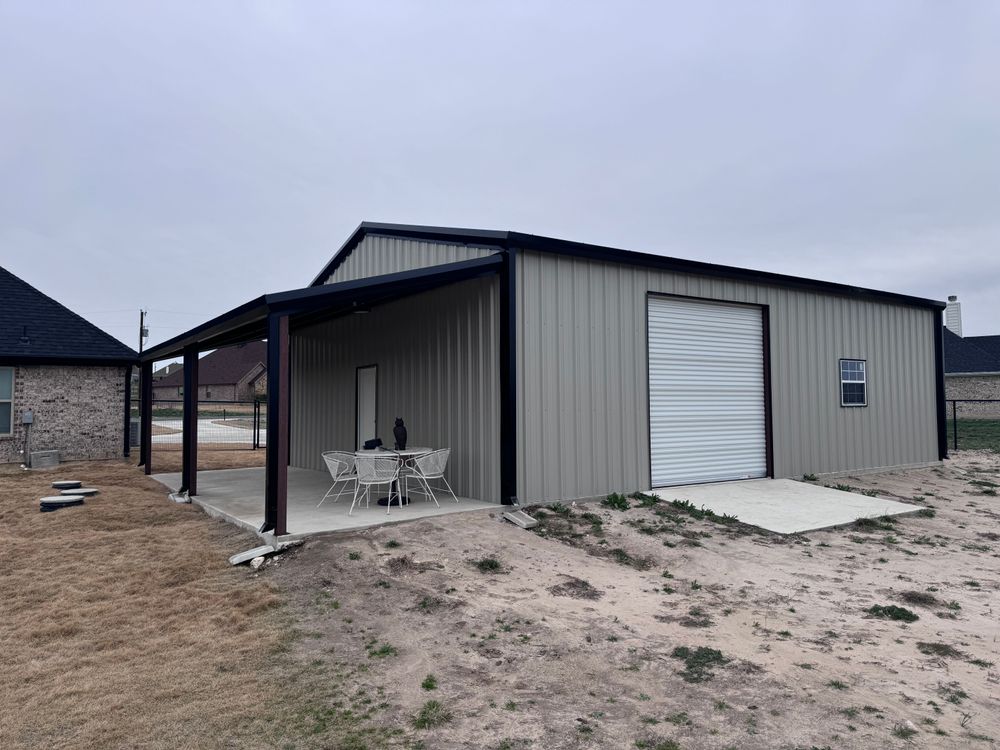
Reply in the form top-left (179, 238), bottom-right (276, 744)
top-left (0, 459), bottom-right (398, 750)
top-left (149, 424), bottom-right (180, 436)
top-left (149, 447), bottom-right (267, 473)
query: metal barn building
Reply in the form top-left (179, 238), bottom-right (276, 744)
top-left (138, 223), bottom-right (947, 537)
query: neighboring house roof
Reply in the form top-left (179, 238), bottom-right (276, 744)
top-left (943, 328), bottom-right (1000, 375)
top-left (0, 266), bottom-right (138, 365)
top-left (309, 222), bottom-right (946, 311)
top-left (153, 362), bottom-right (182, 379)
top-left (156, 341), bottom-right (267, 387)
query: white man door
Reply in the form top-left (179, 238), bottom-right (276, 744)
top-left (647, 295), bottom-right (767, 487)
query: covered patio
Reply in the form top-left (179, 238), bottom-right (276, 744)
top-left (137, 252), bottom-right (516, 540)
top-left (153, 466), bottom-right (497, 537)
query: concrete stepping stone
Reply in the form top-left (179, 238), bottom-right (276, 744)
top-left (61, 488), bottom-right (99, 496)
top-left (51, 480), bottom-right (82, 490)
top-left (40, 495), bottom-right (85, 512)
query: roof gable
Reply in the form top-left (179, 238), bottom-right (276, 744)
top-left (0, 266), bottom-right (138, 364)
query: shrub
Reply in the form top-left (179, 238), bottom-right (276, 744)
top-left (867, 604), bottom-right (918, 622)
top-left (602, 493), bottom-right (630, 511)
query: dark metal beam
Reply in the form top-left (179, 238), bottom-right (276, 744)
top-left (499, 248), bottom-right (518, 505)
top-left (933, 310), bottom-right (948, 460)
top-left (139, 360), bottom-right (153, 474)
top-left (263, 314), bottom-right (290, 536)
top-left (180, 346), bottom-right (199, 495)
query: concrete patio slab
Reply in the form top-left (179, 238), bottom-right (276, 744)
top-left (152, 466), bottom-right (497, 538)
top-left (652, 478), bottom-right (919, 534)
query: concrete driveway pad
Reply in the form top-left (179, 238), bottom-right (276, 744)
top-left (652, 478), bottom-right (918, 534)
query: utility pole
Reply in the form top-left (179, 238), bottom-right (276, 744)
top-left (138, 309), bottom-right (148, 354)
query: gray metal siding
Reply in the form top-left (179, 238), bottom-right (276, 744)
top-left (290, 276), bottom-right (500, 503)
top-left (320, 235), bottom-right (499, 285)
top-left (516, 250), bottom-right (939, 503)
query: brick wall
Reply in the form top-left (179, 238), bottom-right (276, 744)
top-left (945, 375), bottom-right (1000, 419)
top-left (945, 375), bottom-right (1000, 400)
top-left (0, 365), bottom-right (127, 464)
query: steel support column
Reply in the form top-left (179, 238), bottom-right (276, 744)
top-left (933, 309), bottom-right (949, 460)
top-left (263, 314), bottom-right (289, 536)
top-left (139, 360), bottom-right (153, 474)
top-left (180, 346), bottom-right (199, 495)
top-left (499, 248), bottom-right (518, 505)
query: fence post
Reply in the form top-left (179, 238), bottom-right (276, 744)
top-left (952, 400), bottom-right (958, 451)
top-left (253, 401), bottom-right (259, 450)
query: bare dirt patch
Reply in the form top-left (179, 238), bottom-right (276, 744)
top-left (261, 451), bottom-right (1000, 749)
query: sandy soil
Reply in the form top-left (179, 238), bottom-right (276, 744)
top-left (265, 451), bottom-right (1000, 749)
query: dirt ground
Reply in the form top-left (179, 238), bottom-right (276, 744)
top-left (267, 451), bottom-right (1000, 749)
top-left (2, 451), bottom-right (998, 749)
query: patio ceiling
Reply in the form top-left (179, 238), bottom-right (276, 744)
top-left (139, 254), bottom-right (503, 362)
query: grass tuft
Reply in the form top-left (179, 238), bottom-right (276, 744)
top-left (474, 557), bottom-right (504, 574)
top-left (602, 493), bottom-right (631, 511)
top-left (412, 700), bottom-right (452, 729)
top-left (670, 645), bottom-right (729, 683)
top-left (867, 604), bottom-right (918, 622)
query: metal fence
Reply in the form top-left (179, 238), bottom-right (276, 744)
top-left (947, 399), bottom-right (1000, 452)
top-left (145, 399), bottom-right (266, 451)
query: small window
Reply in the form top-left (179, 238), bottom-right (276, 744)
top-left (840, 359), bottom-right (867, 407)
top-left (177, 386), bottom-right (183, 397)
top-left (0, 367), bottom-right (12, 435)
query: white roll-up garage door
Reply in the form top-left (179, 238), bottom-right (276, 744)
top-left (648, 295), bottom-right (767, 487)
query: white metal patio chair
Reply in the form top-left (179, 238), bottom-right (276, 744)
top-left (404, 448), bottom-right (459, 507)
top-left (317, 451), bottom-right (357, 508)
top-left (352, 454), bottom-right (402, 516)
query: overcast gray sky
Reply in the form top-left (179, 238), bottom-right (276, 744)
top-left (2, 1), bottom-right (998, 355)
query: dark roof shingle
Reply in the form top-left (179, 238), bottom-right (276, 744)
top-left (0, 266), bottom-right (138, 364)
top-left (944, 328), bottom-right (1000, 374)
top-left (157, 341), bottom-right (266, 387)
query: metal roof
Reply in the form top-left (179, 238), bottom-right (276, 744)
top-left (140, 254), bottom-right (503, 362)
top-left (311, 221), bottom-right (946, 311)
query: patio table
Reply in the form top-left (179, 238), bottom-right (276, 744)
top-left (355, 447), bottom-right (431, 506)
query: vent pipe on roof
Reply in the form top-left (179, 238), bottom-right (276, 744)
top-left (945, 295), bottom-right (963, 337)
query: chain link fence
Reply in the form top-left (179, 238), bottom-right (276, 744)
top-left (146, 399), bottom-right (266, 451)
top-left (947, 399), bottom-right (1000, 452)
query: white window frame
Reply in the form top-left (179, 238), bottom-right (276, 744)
top-left (839, 358), bottom-right (867, 407)
top-left (0, 366), bottom-right (13, 435)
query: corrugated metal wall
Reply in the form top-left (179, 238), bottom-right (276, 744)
top-left (290, 276), bottom-right (501, 503)
top-left (320, 235), bottom-right (499, 285)
top-left (516, 250), bottom-right (939, 503)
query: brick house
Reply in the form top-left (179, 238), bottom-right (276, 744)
top-left (151, 341), bottom-right (266, 402)
top-left (0, 267), bottom-right (138, 465)
top-left (942, 295), bottom-right (1000, 416)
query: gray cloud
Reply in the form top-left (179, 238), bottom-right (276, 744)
top-left (1, 0), bottom-right (997, 352)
